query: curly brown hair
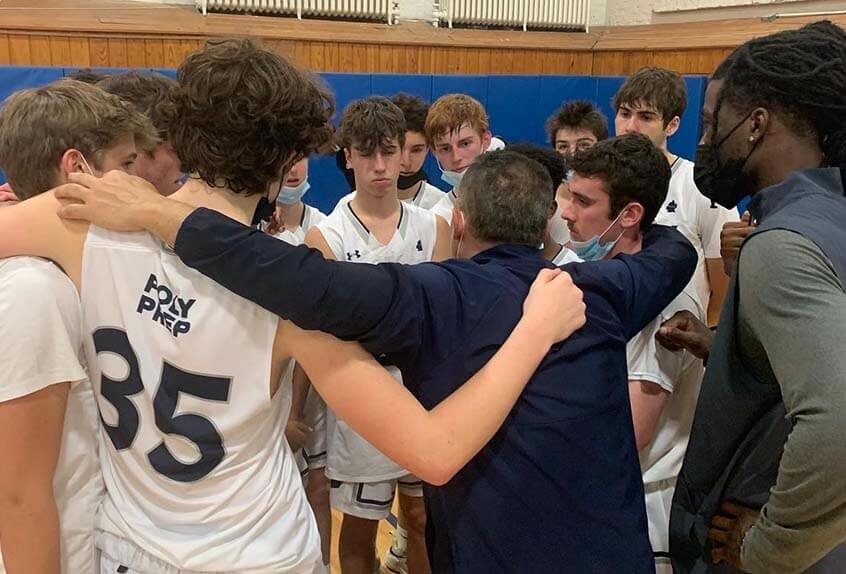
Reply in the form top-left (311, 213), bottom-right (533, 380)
top-left (568, 134), bottom-right (670, 232)
top-left (337, 96), bottom-right (406, 154)
top-left (0, 79), bottom-right (157, 200)
top-left (166, 38), bottom-right (335, 196)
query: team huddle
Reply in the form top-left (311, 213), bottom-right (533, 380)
top-left (1, 19), bottom-right (846, 574)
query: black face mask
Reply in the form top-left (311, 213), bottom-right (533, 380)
top-left (397, 169), bottom-right (428, 190)
top-left (694, 111), bottom-right (759, 209)
top-left (251, 196), bottom-right (275, 226)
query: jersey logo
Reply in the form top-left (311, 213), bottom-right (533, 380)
top-left (416, 240), bottom-right (423, 252)
top-left (136, 273), bottom-right (196, 338)
top-left (346, 250), bottom-right (361, 260)
top-left (666, 200), bottom-right (678, 213)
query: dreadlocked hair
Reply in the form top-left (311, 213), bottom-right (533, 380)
top-left (715, 20), bottom-right (846, 168)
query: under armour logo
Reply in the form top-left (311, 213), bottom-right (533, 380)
top-left (666, 200), bottom-right (678, 213)
top-left (346, 250), bottom-right (361, 261)
top-left (416, 240), bottom-right (423, 252)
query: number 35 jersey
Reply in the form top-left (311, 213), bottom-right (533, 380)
top-left (80, 225), bottom-right (321, 572)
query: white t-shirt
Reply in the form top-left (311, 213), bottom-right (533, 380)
top-left (273, 203), bottom-right (326, 246)
top-left (0, 257), bottom-right (103, 574)
top-left (653, 157), bottom-right (739, 312)
top-left (626, 284), bottom-right (705, 485)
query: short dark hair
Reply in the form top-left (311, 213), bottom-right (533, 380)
top-left (66, 68), bottom-right (110, 84)
top-left (391, 93), bottom-right (429, 135)
top-left (505, 143), bottom-right (567, 198)
top-left (338, 96), bottom-right (406, 154)
top-left (98, 71), bottom-right (178, 144)
top-left (613, 67), bottom-right (687, 127)
top-left (546, 100), bottom-right (608, 145)
top-left (568, 134), bottom-right (670, 232)
top-left (458, 150), bottom-right (552, 247)
top-left (714, 20), bottom-right (846, 168)
top-left (164, 38), bottom-right (334, 196)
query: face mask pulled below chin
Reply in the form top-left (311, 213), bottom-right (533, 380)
top-left (276, 179), bottom-right (310, 205)
top-left (694, 112), bottom-right (758, 209)
top-left (441, 168), bottom-right (463, 188)
top-left (570, 210), bottom-right (626, 262)
top-left (397, 169), bottom-right (428, 190)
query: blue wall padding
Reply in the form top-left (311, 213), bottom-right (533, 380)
top-left (0, 66), bottom-right (716, 213)
top-left (487, 75), bottom-right (542, 145)
top-left (432, 75), bottom-right (489, 108)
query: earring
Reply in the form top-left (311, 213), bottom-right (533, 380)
top-left (749, 136), bottom-right (755, 142)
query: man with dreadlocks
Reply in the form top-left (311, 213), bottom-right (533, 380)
top-left (658, 20), bottom-right (846, 573)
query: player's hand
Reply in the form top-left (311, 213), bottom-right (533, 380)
top-left (285, 419), bottom-right (313, 453)
top-left (523, 268), bottom-right (586, 346)
top-left (721, 212), bottom-right (756, 276)
top-left (54, 170), bottom-right (169, 232)
top-left (708, 500), bottom-right (759, 571)
top-left (656, 310), bottom-right (714, 360)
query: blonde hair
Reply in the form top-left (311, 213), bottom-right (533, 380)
top-left (424, 93), bottom-right (489, 145)
top-left (0, 79), bottom-right (157, 199)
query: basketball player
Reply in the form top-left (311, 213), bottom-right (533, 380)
top-left (561, 134), bottom-right (705, 573)
top-left (0, 79), bottom-right (157, 573)
top-left (261, 155), bottom-right (334, 567)
top-left (425, 93), bottom-right (503, 221)
top-left (97, 71), bottom-right (184, 196)
top-left (546, 100), bottom-right (609, 160)
top-left (391, 93), bottom-right (445, 213)
top-left (545, 100), bottom-right (609, 246)
top-left (613, 67), bottom-right (738, 324)
top-left (0, 40), bottom-right (585, 573)
top-left (306, 96), bottom-right (449, 574)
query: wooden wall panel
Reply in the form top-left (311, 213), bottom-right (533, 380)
top-left (0, 35), bottom-right (10, 65)
top-left (30, 36), bottom-right (52, 65)
top-left (68, 36), bottom-right (91, 67)
top-left (144, 39), bottom-right (164, 68)
top-left (0, 32), bottom-right (733, 76)
top-left (88, 37), bottom-right (109, 67)
top-left (9, 35), bottom-right (31, 65)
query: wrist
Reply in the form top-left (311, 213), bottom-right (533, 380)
top-left (513, 316), bottom-right (556, 355)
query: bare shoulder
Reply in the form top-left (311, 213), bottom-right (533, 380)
top-left (0, 189), bottom-right (89, 287)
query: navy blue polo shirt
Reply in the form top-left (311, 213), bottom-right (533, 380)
top-left (174, 208), bottom-right (695, 573)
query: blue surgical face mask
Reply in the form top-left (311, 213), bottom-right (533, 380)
top-left (569, 209), bottom-right (627, 262)
top-left (436, 157), bottom-right (464, 188)
top-left (276, 178), bottom-right (310, 205)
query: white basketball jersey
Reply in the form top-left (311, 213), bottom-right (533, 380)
top-left (653, 157), bottom-right (739, 312)
top-left (317, 197), bottom-right (437, 482)
top-left (273, 204), bottom-right (326, 246)
top-left (81, 226), bottom-right (320, 572)
top-left (551, 244), bottom-right (582, 266)
top-left (430, 189), bottom-right (457, 223)
top-left (627, 283), bottom-right (705, 485)
top-left (407, 182), bottom-right (447, 212)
